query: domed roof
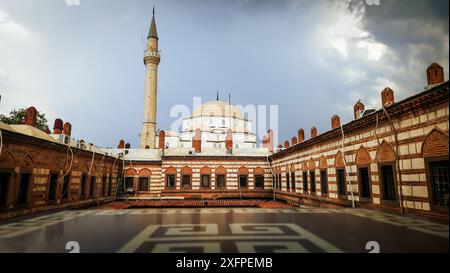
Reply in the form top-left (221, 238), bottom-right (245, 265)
top-left (191, 100), bottom-right (244, 119)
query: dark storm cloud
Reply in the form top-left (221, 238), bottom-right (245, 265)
top-left (0, 0), bottom-right (448, 147)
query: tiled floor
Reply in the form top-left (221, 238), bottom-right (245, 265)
top-left (0, 208), bottom-right (447, 253)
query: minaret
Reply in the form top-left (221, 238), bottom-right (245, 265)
top-left (140, 6), bottom-right (161, 148)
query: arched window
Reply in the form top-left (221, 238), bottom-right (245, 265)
top-left (138, 168), bottom-right (151, 192)
top-left (356, 146), bottom-right (372, 200)
top-left (215, 166), bottom-right (227, 189)
top-left (285, 164), bottom-right (290, 192)
top-left (319, 155), bottom-right (328, 195)
top-left (422, 129), bottom-right (449, 208)
top-left (334, 151), bottom-right (346, 198)
top-left (302, 161), bottom-right (308, 194)
top-left (238, 166), bottom-right (249, 188)
top-left (376, 141), bottom-right (397, 202)
top-left (181, 166), bottom-right (193, 190)
top-left (290, 163), bottom-right (296, 192)
top-left (200, 166), bottom-right (212, 189)
top-left (165, 166), bottom-right (177, 189)
top-left (0, 151), bottom-right (15, 208)
top-left (274, 166), bottom-right (282, 190)
top-left (254, 167), bottom-right (265, 189)
top-left (309, 158), bottom-right (316, 194)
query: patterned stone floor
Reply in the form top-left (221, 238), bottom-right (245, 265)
top-left (0, 207), bottom-right (447, 253)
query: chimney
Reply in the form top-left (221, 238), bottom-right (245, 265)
top-left (291, 136), bottom-right (298, 145)
top-left (354, 100), bottom-right (365, 119)
top-left (225, 129), bottom-right (233, 151)
top-left (381, 87), bottom-right (394, 107)
top-left (117, 139), bottom-right (125, 149)
top-left (125, 143), bottom-right (131, 149)
top-left (426, 63), bottom-right (444, 86)
top-left (311, 127), bottom-right (317, 138)
top-left (262, 136), bottom-right (268, 148)
top-left (192, 128), bottom-right (202, 153)
top-left (298, 128), bottom-right (305, 143)
top-left (284, 140), bottom-right (290, 149)
top-left (267, 129), bottom-right (274, 153)
top-left (158, 130), bottom-right (166, 150)
top-left (53, 119), bottom-right (63, 134)
top-left (25, 107), bottom-right (37, 127)
top-left (331, 115), bottom-right (341, 129)
top-left (63, 122), bottom-right (72, 137)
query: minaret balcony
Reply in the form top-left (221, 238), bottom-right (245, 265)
top-left (144, 50), bottom-right (161, 58)
top-left (143, 50), bottom-right (161, 65)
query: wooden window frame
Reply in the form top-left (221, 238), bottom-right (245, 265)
top-left (320, 169), bottom-right (328, 196)
top-left (425, 156), bottom-right (449, 212)
top-left (336, 168), bottom-right (347, 199)
top-left (200, 174), bottom-right (211, 189)
top-left (378, 162), bottom-right (398, 205)
top-left (138, 177), bottom-right (150, 192)
top-left (166, 174), bottom-right (176, 189)
top-left (254, 175), bottom-right (264, 189)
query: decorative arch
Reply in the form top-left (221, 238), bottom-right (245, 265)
top-left (253, 167), bottom-right (265, 175)
top-left (138, 168), bottom-right (151, 176)
top-left (238, 166), bottom-right (249, 175)
top-left (308, 158), bottom-right (316, 170)
top-left (422, 129), bottom-right (449, 157)
top-left (165, 166), bottom-right (177, 174)
top-left (302, 161), bottom-right (308, 171)
top-left (21, 153), bottom-right (34, 168)
top-left (0, 150), bottom-right (15, 168)
top-left (88, 164), bottom-right (97, 176)
top-left (319, 155), bottom-right (328, 169)
top-left (81, 162), bottom-right (90, 174)
top-left (46, 157), bottom-right (61, 170)
top-left (180, 166), bottom-right (193, 175)
top-left (356, 146), bottom-right (371, 165)
top-left (290, 163), bottom-right (296, 172)
top-left (215, 166), bottom-right (227, 174)
top-left (125, 168), bottom-right (137, 176)
top-left (376, 141), bottom-right (396, 162)
top-left (334, 151), bottom-right (345, 168)
top-left (274, 166), bottom-right (281, 174)
top-left (200, 166), bottom-right (212, 175)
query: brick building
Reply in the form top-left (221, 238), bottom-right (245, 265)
top-left (0, 111), bottom-right (121, 220)
top-left (271, 67), bottom-right (449, 219)
top-left (0, 10), bottom-right (448, 220)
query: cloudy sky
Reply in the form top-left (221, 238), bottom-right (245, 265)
top-left (0, 0), bottom-right (448, 148)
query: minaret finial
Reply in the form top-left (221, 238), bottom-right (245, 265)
top-left (148, 5), bottom-right (158, 39)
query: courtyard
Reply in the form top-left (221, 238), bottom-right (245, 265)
top-left (0, 206), bottom-right (447, 253)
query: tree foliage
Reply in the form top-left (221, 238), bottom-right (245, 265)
top-left (0, 108), bottom-right (49, 131)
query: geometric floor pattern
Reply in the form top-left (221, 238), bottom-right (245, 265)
top-left (0, 208), bottom-right (448, 253)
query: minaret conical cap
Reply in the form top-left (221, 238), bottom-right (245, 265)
top-left (147, 6), bottom-right (158, 39)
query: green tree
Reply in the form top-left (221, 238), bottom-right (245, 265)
top-left (0, 108), bottom-right (49, 131)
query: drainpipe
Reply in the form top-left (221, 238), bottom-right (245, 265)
top-left (340, 124), bottom-right (356, 208)
top-left (266, 156), bottom-right (276, 201)
top-left (382, 108), bottom-right (405, 213)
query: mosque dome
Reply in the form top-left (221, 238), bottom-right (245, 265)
top-left (192, 100), bottom-right (245, 120)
